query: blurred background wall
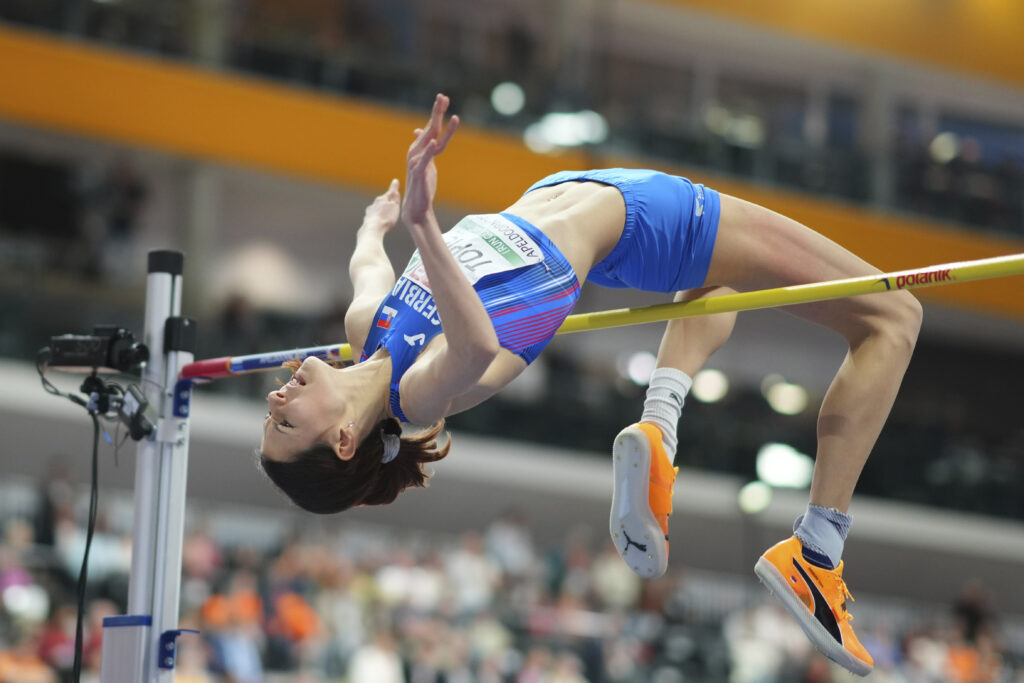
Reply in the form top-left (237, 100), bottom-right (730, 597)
top-left (0, 1), bottom-right (1023, 681)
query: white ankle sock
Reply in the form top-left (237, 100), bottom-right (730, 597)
top-left (640, 367), bottom-right (692, 458)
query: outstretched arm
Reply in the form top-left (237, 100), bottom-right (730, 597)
top-left (344, 180), bottom-right (401, 356)
top-left (399, 94), bottom-right (500, 422)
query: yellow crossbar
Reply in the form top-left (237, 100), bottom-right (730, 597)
top-left (185, 253), bottom-right (1024, 374)
top-left (556, 253), bottom-right (1024, 334)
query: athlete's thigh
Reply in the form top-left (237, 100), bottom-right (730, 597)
top-left (704, 193), bottom-right (892, 334)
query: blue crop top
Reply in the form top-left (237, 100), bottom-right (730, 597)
top-left (359, 213), bottom-right (580, 422)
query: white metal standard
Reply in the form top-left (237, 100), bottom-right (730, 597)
top-left (99, 251), bottom-right (196, 682)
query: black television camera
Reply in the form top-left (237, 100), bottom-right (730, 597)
top-left (48, 325), bottom-right (149, 373)
top-left (42, 326), bottom-right (153, 440)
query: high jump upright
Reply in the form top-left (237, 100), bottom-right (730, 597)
top-left (98, 250), bottom-right (197, 682)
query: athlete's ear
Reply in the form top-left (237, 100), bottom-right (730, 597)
top-left (335, 423), bottom-right (358, 461)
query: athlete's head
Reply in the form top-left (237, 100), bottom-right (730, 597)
top-left (258, 357), bottom-right (449, 513)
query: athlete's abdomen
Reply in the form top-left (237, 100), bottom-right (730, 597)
top-left (504, 181), bottom-right (626, 278)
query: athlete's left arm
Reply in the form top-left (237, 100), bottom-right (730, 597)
top-left (344, 180), bottom-right (402, 355)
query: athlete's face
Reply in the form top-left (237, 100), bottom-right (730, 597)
top-left (261, 357), bottom-right (349, 462)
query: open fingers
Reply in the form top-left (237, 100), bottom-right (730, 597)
top-left (414, 140), bottom-right (438, 174)
top-left (433, 115), bottom-right (459, 156)
top-left (408, 94), bottom-right (452, 157)
top-left (409, 96), bottom-right (446, 153)
top-left (427, 94), bottom-right (449, 133)
top-left (413, 117), bottom-right (457, 173)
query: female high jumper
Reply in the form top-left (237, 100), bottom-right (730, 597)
top-left (260, 94), bottom-right (921, 676)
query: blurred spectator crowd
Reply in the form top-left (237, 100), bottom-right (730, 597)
top-left (0, 472), bottom-right (1022, 683)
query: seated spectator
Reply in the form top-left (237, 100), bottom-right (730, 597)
top-left (0, 627), bottom-right (56, 683)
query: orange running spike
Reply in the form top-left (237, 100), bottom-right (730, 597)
top-left (755, 536), bottom-right (874, 676)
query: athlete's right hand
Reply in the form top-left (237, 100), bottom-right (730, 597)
top-left (363, 179), bottom-right (401, 233)
top-left (403, 94), bottom-right (459, 229)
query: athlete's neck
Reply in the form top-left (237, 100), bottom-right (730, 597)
top-left (336, 351), bottom-right (394, 436)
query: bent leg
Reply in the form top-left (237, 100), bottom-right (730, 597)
top-left (705, 194), bottom-right (922, 511)
top-left (612, 287), bottom-right (739, 579)
top-left (654, 286), bottom-right (739, 377)
top-left (643, 286), bottom-right (738, 456)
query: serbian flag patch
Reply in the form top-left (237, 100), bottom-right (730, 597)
top-left (376, 305), bottom-right (398, 329)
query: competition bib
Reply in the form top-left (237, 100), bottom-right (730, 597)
top-left (402, 214), bottom-right (545, 292)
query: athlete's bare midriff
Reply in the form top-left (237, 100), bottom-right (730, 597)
top-left (503, 181), bottom-right (626, 281)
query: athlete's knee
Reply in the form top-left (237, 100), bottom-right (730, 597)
top-left (859, 290), bottom-right (922, 353)
top-left (672, 287), bottom-right (737, 348)
top-left (703, 311), bottom-right (737, 351)
top-left (887, 290), bottom-right (922, 347)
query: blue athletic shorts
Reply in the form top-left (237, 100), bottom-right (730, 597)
top-left (525, 169), bottom-right (720, 292)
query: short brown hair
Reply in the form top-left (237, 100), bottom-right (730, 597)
top-left (259, 418), bottom-right (450, 514)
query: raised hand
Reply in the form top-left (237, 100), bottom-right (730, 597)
top-left (403, 94), bottom-right (459, 228)
top-left (363, 179), bottom-right (402, 232)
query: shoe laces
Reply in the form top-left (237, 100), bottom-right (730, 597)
top-left (831, 574), bottom-right (855, 622)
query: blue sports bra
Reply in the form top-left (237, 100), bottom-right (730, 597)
top-left (359, 212), bottom-right (580, 422)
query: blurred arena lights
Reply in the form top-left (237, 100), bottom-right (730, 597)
top-left (929, 131), bottom-right (960, 163)
top-left (523, 110), bottom-right (608, 153)
top-left (691, 368), bottom-right (729, 403)
top-left (490, 81), bottom-right (525, 116)
top-left (761, 373), bottom-right (809, 415)
top-left (737, 480), bottom-right (773, 515)
top-left (617, 350), bottom-right (657, 386)
top-left (702, 104), bottom-right (766, 148)
top-left (756, 442), bottom-right (814, 489)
